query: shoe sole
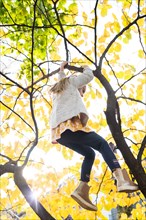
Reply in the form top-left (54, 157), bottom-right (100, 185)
top-left (71, 193), bottom-right (97, 211)
top-left (118, 185), bottom-right (139, 193)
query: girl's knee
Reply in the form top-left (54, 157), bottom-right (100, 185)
top-left (87, 149), bottom-right (95, 159)
top-left (98, 139), bottom-right (109, 151)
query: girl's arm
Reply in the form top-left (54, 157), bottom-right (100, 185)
top-left (69, 66), bottom-right (94, 88)
top-left (58, 61), bottom-right (68, 81)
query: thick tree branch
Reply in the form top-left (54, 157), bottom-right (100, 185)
top-left (14, 167), bottom-right (55, 220)
top-left (0, 163), bottom-right (15, 176)
top-left (21, 0), bottom-right (39, 168)
top-left (0, 154), bottom-right (12, 161)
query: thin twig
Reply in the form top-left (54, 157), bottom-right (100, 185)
top-left (99, 14), bottom-right (146, 68)
top-left (0, 101), bottom-right (34, 131)
top-left (137, 135), bottom-right (146, 165)
top-left (94, 0), bottom-right (99, 66)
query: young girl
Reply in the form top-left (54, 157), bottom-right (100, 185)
top-left (50, 61), bottom-right (138, 211)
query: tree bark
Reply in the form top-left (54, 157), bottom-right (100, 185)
top-left (105, 105), bottom-right (146, 197)
top-left (14, 167), bottom-right (55, 220)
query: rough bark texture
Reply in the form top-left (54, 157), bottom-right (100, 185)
top-left (94, 68), bottom-right (146, 197)
top-left (0, 164), bottom-right (56, 220)
top-left (14, 167), bottom-right (55, 220)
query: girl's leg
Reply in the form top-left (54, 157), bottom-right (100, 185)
top-left (71, 131), bottom-right (138, 193)
top-left (57, 129), bottom-right (97, 211)
top-left (68, 131), bottom-right (121, 171)
top-left (57, 129), bottom-right (95, 182)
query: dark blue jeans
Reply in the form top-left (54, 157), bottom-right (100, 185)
top-left (57, 129), bottom-right (121, 182)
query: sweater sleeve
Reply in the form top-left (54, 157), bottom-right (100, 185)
top-left (69, 67), bottom-right (94, 88)
top-left (57, 71), bottom-right (66, 81)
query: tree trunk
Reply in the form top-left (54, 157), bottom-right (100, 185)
top-left (14, 167), bottom-right (55, 220)
top-left (93, 68), bottom-right (146, 198)
top-left (105, 99), bottom-right (146, 198)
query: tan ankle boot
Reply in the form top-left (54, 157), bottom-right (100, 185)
top-left (113, 168), bottom-right (139, 193)
top-left (71, 181), bottom-right (97, 211)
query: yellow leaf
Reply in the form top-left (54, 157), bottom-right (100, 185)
top-left (56, 38), bottom-right (62, 45)
top-left (83, 32), bottom-right (88, 38)
top-left (76, 39), bottom-right (84, 46)
top-left (121, 14), bottom-right (129, 27)
top-left (100, 4), bottom-right (112, 17)
top-left (86, 101), bottom-right (90, 108)
top-left (120, 213), bottom-right (128, 219)
top-left (96, 90), bottom-right (102, 99)
top-left (82, 12), bottom-right (87, 21)
top-left (116, 71), bottom-right (124, 78)
top-left (0, 28), bottom-right (6, 37)
top-left (114, 22), bottom-right (121, 33)
top-left (98, 44), bottom-right (106, 53)
top-left (141, 7), bottom-right (146, 15)
top-left (114, 42), bottom-right (122, 52)
top-left (138, 49), bottom-right (145, 58)
top-left (137, 18), bottom-right (145, 26)
top-left (86, 50), bottom-right (92, 56)
top-left (101, 7), bottom-right (107, 17)
top-left (123, 37), bottom-right (129, 44)
top-left (98, 36), bottom-right (106, 43)
top-left (69, 3), bottom-right (78, 14)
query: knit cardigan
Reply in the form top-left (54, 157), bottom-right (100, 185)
top-left (50, 67), bottom-right (94, 129)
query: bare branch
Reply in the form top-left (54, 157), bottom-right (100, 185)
top-left (117, 96), bottom-right (146, 105)
top-left (53, 1), bottom-right (69, 61)
top-left (95, 166), bottom-right (108, 218)
top-left (22, 0), bottom-right (39, 168)
top-left (0, 72), bottom-right (30, 94)
top-left (136, 21), bottom-right (146, 56)
top-left (0, 101), bottom-right (34, 132)
top-left (105, 56), bottom-right (125, 96)
top-left (123, 128), bottom-right (146, 134)
top-left (115, 67), bottom-right (146, 93)
top-left (37, 1), bottom-right (95, 65)
top-left (0, 154), bottom-right (12, 161)
top-left (16, 141), bottom-right (32, 162)
top-left (1, 41), bottom-right (45, 76)
top-left (2, 90), bottom-right (24, 125)
top-left (137, 135), bottom-right (146, 164)
top-left (0, 163), bottom-right (15, 176)
top-left (116, 101), bottom-right (122, 130)
top-left (137, 0), bottom-right (141, 17)
top-left (94, 0), bottom-right (99, 65)
top-left (99, 15), bottom-right (146, 68)
top-left (14, 167), bottom-right (55, 220)
top-left (2, 2), bottom-right (16, 25)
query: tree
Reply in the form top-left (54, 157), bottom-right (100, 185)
top-left (0, 0), bottom-right (146, 219)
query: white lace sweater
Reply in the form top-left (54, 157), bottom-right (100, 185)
top-left (50, 67), bottom-right (94, 129)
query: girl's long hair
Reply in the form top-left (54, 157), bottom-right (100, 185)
top-left (50, 77), bottom-right (69, 93)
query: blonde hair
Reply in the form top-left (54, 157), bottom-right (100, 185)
top-left (50, 77), bottom-right (69, 93)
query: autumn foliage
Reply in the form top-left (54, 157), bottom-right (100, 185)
top-left (0, 0), bottom-right (146, 219)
